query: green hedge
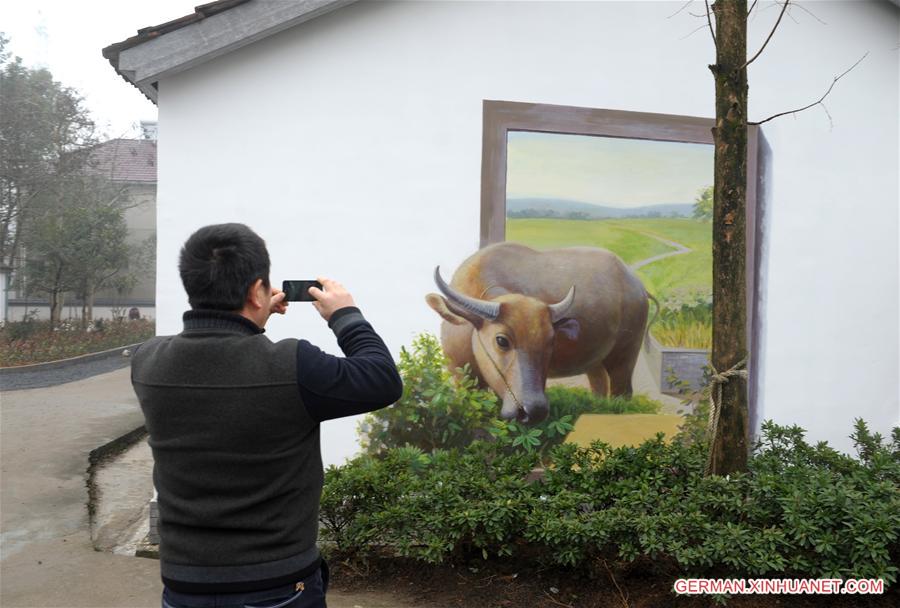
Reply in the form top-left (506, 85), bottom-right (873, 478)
top-left (321, 420), bottom-right (900, 584)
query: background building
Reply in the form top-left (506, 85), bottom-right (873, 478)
top-left (6, 125), bottom-right (157, 321)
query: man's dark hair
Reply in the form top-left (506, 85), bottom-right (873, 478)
top-left (179, 223), bottom-right (270, 311)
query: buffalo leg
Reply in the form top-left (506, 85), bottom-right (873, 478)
top-left (587, 363), bottom-right (610, 398)
top-left (604, 338), bottom-right (642, 398)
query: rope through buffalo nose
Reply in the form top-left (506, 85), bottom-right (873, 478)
top-left (475, 330), bottom-right (524, 416)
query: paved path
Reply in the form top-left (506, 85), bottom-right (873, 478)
top-left (0, 367), bottom-right (420, 608)
top-left (1, 368), bottom-right (161, 607)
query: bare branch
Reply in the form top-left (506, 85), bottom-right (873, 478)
top-left (820, 101), bottom-right (834, 131)
top-left (542, 591), bottom-right (576, 608)
top-left (750, 52), bottom-right (869, 126)
top-left (704, 0), bottom-right (717, 50)
top-left (667, 0), bottom-right (694, 19)
top-left (792, 1), bottom-right (827, 25)
top-left (741, 0), bottom-right (791, 70)
top-left (748, 0), bottom-right (759, 17)
top-left (680, 22), bottom-right (713, 42)
top-left (603, 559), bottom-right (630, 608)
top-left (783, 7), bottom-right (801, 26)
top-left (760, 0), bottom-right (826, 25)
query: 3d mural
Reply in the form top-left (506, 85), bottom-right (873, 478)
top-left (401, 129), bottom-right (715, 455)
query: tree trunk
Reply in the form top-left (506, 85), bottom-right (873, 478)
top-left (708, 0), bottom-right (749, 475)
top-left (87, 289), bottom-right (94, 325)
top-left (50, 264), bottom-right (65, 329)
top-left (50, 289), bottom-right (64, 328)
top-left (80, 282), bottom-right (95, 328)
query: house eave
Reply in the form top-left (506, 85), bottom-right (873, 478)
top-left (103, 0), bottom-right (355, 106)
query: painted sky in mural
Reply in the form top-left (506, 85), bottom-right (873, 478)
top-left (506, 131), bottom-right (712, 208)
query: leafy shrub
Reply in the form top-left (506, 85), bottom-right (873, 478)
top-left (2, 309), bottom-right (41, 340)
top-left (358, 333), bottom-right (498, 454)
top-left (322, 420), bottom-right (900, 585)
top-left (651, 293), bottom-right (712, 349)
top-left (320, 441), bottom-right (539, 562)
top-left (359, 333), bottom-right (664, 457)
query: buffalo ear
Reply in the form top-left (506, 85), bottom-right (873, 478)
top-left (426, 293), bottom-right (475, 326)
top-left (554, 318), bottom-right (580, 341)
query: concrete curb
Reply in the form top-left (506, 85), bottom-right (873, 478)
top-left (0, 342), bottom-right (143, 376)
top-left (86, 425), bottom-right (149, 548)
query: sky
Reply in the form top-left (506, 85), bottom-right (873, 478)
top-left (506, 131), bottom-right (713, 208)
top-left (2, 0), bottom-right (195, 138)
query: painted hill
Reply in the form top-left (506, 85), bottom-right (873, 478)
top-left (506, 197), bottom-right (693, 219)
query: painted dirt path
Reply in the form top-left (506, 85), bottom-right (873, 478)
top-left (628, 230), bottom-right (692, 271)
top-left (0, 367), bottom-right (425, 608)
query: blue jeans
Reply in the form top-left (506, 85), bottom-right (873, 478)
top-left (161, 562), bottom-right (328, 608)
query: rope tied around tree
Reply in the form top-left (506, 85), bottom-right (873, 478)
top-left (704, 357), bottom-right (749, 475)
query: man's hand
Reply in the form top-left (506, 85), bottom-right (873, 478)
top-left (269, 288), bottom-right (288, 315)
top-left (308, 277), bottom-right (355, 321)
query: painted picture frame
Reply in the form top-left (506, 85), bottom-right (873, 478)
top-left (479, 100), bottom-right (767, 441)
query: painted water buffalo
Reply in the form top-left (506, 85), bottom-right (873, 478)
top-left (426, 242), bottom-right (654, 424)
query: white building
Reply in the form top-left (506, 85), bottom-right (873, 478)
top-left (104, 0), bottom-right (899, 466)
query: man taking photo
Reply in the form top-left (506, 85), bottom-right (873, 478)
top-left (131, 223), bottom-right (402, 608)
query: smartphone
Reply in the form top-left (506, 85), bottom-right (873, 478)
top-left (282, 280), bottom-right (322, 302)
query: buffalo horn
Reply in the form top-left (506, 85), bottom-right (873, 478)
top-left (548, 286), bottom-right (576, 323)
top-left (433, 267), bottom-right (500, 321)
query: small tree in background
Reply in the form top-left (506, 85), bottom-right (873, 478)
top-left (23, 174), bottom-right (138, 327)
top-left (0, 34), bottom-right (97, 272)
top-left (2, 33), bottom-right (150, 328)
top-left (692, 185), bottom-right (713, 221)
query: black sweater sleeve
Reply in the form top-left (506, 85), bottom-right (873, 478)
top-left (295, 307), bottom-right (403, 423)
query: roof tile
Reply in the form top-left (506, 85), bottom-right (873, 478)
top-left (87, 139), bottom-right (157, 183)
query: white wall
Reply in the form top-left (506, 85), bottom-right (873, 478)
top-left (156, 1), bottom-right (899, 466)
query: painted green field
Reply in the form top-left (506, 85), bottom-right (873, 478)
top-left (609, 218), bottom-right (711, 302)
top-left (507, 217), bottom-right (712, 348)
top-left (506, 218), bottom-right (671, 266)
top-left (506, 217), bottom-right (711, 302)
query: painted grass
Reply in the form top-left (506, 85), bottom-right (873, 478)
top-left (506, 218), bottom-right (671, 265)
top-left (506, 217), bottom-right (712, 301)
top-left (651, 320), bottom-right (712, 350)
top-left (505, 217), bottom-right (713, 349)
top-left (599, 218), bottom-right (711, 302)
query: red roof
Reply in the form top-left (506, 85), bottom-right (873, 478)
top-left (88, 139), bottom-right (157, 183)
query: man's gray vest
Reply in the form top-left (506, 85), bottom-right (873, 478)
top-left (131, 314), bottom-right (322, 591)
